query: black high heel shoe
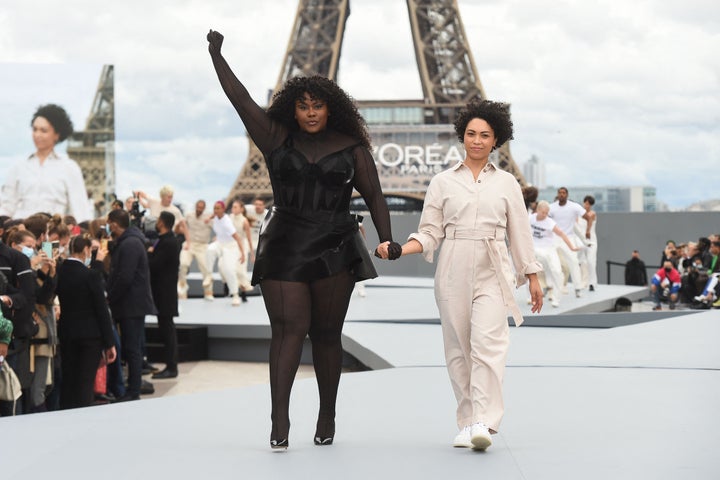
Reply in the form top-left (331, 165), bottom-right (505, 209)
top-left (270, 438), bottom-right (288, 450)
top-left (313, 436), bottom-right (333, 446)
top-left (314, 417), bottom-right (335, 446)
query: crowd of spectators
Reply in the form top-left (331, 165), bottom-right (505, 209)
top-left (640, 235), bottom-right (720, 310)
top-left (0, 185), bottom-right (263, 416)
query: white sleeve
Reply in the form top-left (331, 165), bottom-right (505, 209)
top-left (407, 176), bottom-right (445, 263)
top-left (0, 163), bottom-right (20, 217)
top-left (65, 159), bottom-right (92, 222)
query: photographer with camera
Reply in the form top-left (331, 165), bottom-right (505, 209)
top-left (651, 260), bottom-right (681, 311)
top-left (127, 194), bottom-right (146, 231)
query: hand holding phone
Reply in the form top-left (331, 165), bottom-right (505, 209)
top-left (41, 241), bottom-right (53, 258)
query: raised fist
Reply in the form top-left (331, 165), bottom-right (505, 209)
top-left (207, 29), bottom-right (224, 54)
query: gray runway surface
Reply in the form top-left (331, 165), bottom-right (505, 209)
top-left (3, 279), bottom-right (718, 479)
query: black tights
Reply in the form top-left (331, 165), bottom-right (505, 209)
top-left (260, 269), bottom-right (356, 441)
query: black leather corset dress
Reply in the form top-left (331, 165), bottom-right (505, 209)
top-left (250, 137), bottom-right (376, 285)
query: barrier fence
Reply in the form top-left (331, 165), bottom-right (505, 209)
top-left (606, 260), bottom-right (660, 286)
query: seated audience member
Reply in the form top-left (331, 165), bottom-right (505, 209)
top-left (693, 240), bottom-right (720, 306)
top-left (680, 242), bottom-right (705, 302)
top-left (660, 240), bottom-right (679, 269)
top-left (624, 250), bottom-right (648, 286)
top-left (650, 260), bottom-right (681, 311)
top-left (697, 237), bottom-right (713, 269)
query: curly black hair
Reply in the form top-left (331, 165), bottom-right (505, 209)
top-left (267, 75), bottom-right (371, 149)
top-left (32, 104), bottom-right (74, 143)
top-left (453, 98), bottom-right (513, 149)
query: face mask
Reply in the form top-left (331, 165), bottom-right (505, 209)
top-left (104, 224), bottom-right (111, 236)
top-left (664, 267), bottom-right (672, 273)
top-left (21, 246), bottom-right (35, 258)
top-left (58, 246), bottom-right (66, 255)
top-left (83, 256), bottom-right (91, 267)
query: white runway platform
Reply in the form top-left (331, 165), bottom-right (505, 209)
top-left (3, 278), bottom-right (719, 479)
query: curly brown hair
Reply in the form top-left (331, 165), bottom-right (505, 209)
top-left (32, 104), bottom-right (74, 143)
top-left (453, 98), bottom-right (514, 148)
top-left (267, 75), bottom-right (371, 149)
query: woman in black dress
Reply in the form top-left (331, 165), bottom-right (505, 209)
top-left (208, 30), bottom-right (401, 449)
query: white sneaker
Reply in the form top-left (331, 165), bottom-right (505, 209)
top-left (231, 295), bottom-right (240, 306)
top-left (356, 284), bottom-right (367, 297)
top-left (546, 288), bottom-right (555, 302)
top-left (551, 299), bottom-right (560, 308)
top-left (452, 425), bottom-right (473, 448)
top-left (204, 294), bottom-right (214, 301)
top-left (470, 423), bottom-right (492, 451)
top-left (694, 295), bottom-right (707, 302)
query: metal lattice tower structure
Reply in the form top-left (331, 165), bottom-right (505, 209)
top-left (227, 0), bottom-right (524, 203)
top-left (67, 64), bottom-right (116, 215)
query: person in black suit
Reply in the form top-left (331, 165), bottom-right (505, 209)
top-left (106, 209), bottom-right (157, 401)
top-left (624, 250), bottom-right (648, 286)
top-left (148, 211), bottom-right (180, 379)
top-left (56, 236), bottom-right (116, 409)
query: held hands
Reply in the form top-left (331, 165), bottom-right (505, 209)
top-left (374, 241), bottom-right (402, 260)
top-left (207, 29), bottom-right (224, 54)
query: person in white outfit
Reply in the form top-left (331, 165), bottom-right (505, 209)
top-left (576, 195), bottom-right (598, 291)
top-left (380, 99), bottom-right (543, 452)
top-left (549, 187), bottom-right (590, 297)
top-left (529, 201), bottom-right (580, 307)
top-left (230, 200), bottom-right (253, 302)
top-left (0, 104), bottom-right (92, 222)
top-left (206, 201), bottom-right (246, 306)
top-left (178, 200), bottom-right (214, 300)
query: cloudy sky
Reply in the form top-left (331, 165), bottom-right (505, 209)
top-left (0, 0), bottom-right (718, 212)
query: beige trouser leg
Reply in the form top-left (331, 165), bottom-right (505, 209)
top-left (236, 239), bottom-right (252, 291)
top-left (179, 243), bottom-right (212, 294)
top-left (535, 246), bottom-right (564, 292)
top-left (208, 241), bottom-right (240, 295)
top-left (436, 239), bottom-right (510, 433)
top-left (556, 236), bottom-right (582, 291)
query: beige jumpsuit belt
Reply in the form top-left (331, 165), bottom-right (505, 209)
top-left (445, 225), bottom-right (524, 327)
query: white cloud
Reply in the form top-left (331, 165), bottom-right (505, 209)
top-left (0, 0), bottom-right (718, 211)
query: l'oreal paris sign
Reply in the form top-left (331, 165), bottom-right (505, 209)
top-left (372, 142), bottom-right (464, 176)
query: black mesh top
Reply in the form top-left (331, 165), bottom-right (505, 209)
top-left (209, 49), bottom-right (393, 244)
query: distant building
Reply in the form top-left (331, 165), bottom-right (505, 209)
top-left (522, 155), bottom-right (546, 189)
top-left (539, 186), bottom-right (657, 212)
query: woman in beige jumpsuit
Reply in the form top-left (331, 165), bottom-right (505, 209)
top-left (380, 99), bottom-right (543, 451)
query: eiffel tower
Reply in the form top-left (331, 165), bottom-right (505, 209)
top-left (226, 0), bottom-right (525, 207)
top-left (67, 64), bottom-right (115, 215)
